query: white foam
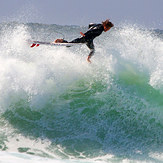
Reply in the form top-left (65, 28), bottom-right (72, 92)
top-left (0, 24), bottom-right (93, 112)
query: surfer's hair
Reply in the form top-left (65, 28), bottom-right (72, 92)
top-left (102, 19), bottom-right (114, 27)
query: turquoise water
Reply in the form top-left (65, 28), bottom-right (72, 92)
top-left (0, 22), bottom-right (163, 162)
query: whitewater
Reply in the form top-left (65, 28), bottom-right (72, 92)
top-left (0, 22), bottom-right (163, 163)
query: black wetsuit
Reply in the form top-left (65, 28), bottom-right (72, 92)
top-left (70, 24), bottom-right (104, 57)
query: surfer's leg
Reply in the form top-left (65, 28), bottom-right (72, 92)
top-left (70, 37), bottom-right (86, 43)
top-left (86, 41), bottom-right (95, 63)
top-left (55, 37), bottom-right (85, 44)
top-left (87, 41), bottom-right (95, 56)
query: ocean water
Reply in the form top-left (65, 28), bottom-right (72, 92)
top-left (0, 22), bottom-right (163, 163)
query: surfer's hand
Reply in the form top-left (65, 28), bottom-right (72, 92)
top-left (80, 32), bottom-right (85, 37)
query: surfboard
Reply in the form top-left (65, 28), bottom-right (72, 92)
top-left (29, 40), bottom-right (84, 48)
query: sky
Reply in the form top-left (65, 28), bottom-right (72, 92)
top-left (0, 0), bottom-right (162, 29)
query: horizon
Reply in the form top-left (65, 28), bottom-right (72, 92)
top-left (0, 0), bottom-right (162, 30)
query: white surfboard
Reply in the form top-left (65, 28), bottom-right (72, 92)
top-left (29, 40), bottom-right (84, 48)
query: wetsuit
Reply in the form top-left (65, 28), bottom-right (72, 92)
top-left (70, 24), bottom-right (104, 57)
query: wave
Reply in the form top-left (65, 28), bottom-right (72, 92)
top-left (0, 22), bottom-right (163, 162)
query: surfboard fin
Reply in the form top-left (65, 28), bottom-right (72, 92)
top-left (31, 43), bottom-right (40, 48)
top-left (31, 43), bottom-right (36, 47)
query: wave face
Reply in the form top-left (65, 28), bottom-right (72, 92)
top-left (0, 22), bottom-right (163, 162)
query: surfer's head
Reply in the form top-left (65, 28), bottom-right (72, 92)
top-left (102, 19), bottom-right (114, 32)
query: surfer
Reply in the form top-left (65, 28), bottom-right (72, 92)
top-left (55, 19), bottom-right (114, 63)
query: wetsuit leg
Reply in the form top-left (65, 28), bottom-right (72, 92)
top-left (70, 37), bottom-right (95, 58)
top-left (70, 37), bottom-right (86, 43)
top-left (86, 41), bottom-right (95, 57)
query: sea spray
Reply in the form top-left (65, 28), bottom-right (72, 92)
top-left (0, 22), bottom-right (162, 162)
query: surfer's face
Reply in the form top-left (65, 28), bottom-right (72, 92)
top-left (102, 20), bottom-right (114, 32)
top-left (104, 26), bottom-right (111, 32)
